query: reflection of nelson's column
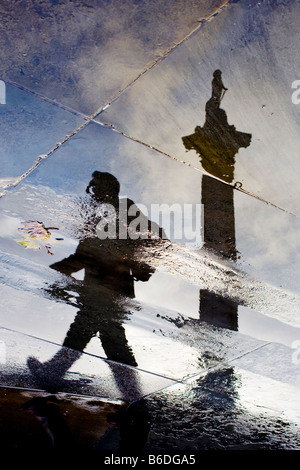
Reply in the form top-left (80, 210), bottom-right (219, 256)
top-left (182, 70), bottom-right (252, 330)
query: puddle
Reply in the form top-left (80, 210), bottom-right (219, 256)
top-left (99, 0), bottom-right (300, 217)
top-left (0, 0), bottom-right (225, 115)
top-left (1, 0), bottom-right (299, 451)
top-left (0, 120), bottom-right (299, 385)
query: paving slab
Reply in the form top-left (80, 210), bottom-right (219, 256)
top-left (98, 0), bottom-right (300, 217)
top-left (2, 351), bottom-right (300, 451)
top-left (1, 258), bottom-right (299, 381)
top-left (227, 341), bottom-right (300, 389)
top-left (138, 365), bottom-right (300, 450)
top-left (0, 0), bottom-right (299, 455)
top-left (0, 121), bottom-right (299, 383)
top-left (0, 122), bottom-right (298, 302)
top-left (0, 281), bottom-right (270, 381)
top-left (0, 0), bottom-right (225, 115)
top-left (0, 328), bottom-right (175, 402)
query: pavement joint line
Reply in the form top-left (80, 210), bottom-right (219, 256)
top-left (0, 323), bottom-right (278, 391)
top-left (0, 325), bottom-right (180, 384)
top-left (2, 94), bottom-right (296, 219)
top-left (227, 341), bottom-right (274, 364)
top-left (0, 384), bottom-right (50, 394)
top-left (1, 118), bottom-right (92, 195)
top-left (126, 343), bottom-right (276, 401)
top-left (131, 380), bottom-right (187, 403)
top-left (2, 109), bottom-right (292, 221)
top-left (179, 341), bottom-right (273, 385)
top-left (92, 0), bottom-right (232, 120)
top-left (2, 114), bottom-right (298, 219)
top-left (3, 79), bottom-right (90, 120)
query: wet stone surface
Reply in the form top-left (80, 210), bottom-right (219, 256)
top-left (0, 0), bottom-right (299, 454)
top-left (0, 121), bottom-right (299, 299)
top-left (0, 0), bottom-right (225, 115)
top-left (0, 327), bottom-right (176, 402)
top-left (0, 121), bottom-right (299, 385)
top-left (99, 0), bottom-right (300, 217)
top-left (142, 367), bottom-right (300, 451)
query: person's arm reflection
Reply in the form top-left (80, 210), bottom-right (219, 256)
top-left (50, 248), bottom-right (86, 277)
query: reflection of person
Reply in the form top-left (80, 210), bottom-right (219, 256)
top-left (182, 71), bottom-right (252, 331)
top-left (27, 172), bottom-right (164, 390)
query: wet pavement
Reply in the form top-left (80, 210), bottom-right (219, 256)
top-left (0, 0), bottom-right (300, 457)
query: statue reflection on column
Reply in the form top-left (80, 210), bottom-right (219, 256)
top-left (182, 70), bottom-right (252, 331)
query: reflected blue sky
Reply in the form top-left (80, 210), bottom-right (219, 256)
top-left (0, 83), bottom-right (83, 191)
